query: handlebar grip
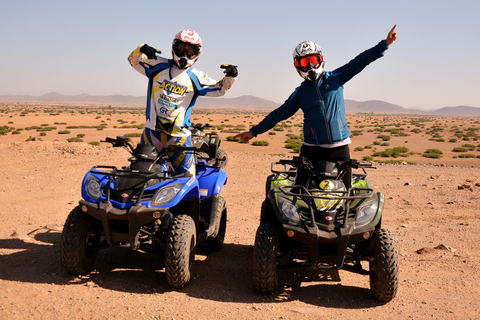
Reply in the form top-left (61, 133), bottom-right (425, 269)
top-left (358, 161), bottom-right (373, 167)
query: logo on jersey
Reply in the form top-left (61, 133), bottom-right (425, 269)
top-left (157, 80), bottom-right (187, 96)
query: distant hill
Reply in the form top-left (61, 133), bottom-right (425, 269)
top-left (431, 106), bottom-right (480, 116)
top-left (1, 93), bottom-right (479, 116)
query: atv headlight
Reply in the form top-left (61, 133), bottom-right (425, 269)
top-left (152, 183), bottom-right (184, 207)
top-left (356, 199), bottom-right (379, 227)
top-left (278, 196), bottom-right (300, 224)
top-left (86, 175), bottom-right (101, 201)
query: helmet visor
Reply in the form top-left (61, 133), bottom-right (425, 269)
top-left (294, 54), bottom-right (323, 71)
top-left (173, 41), bottom-right (201, 59)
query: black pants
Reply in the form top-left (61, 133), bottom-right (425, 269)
top-left (295, 144), bottom-right (352, 189)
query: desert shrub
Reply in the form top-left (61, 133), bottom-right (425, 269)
top-left (453, 147), bottom-right (468, 152)
top-left (351, 130), bottom-right (363, 136)
top-left (285, 140), bottom-right (302, 152)
top-left (40, 132), bottom-right (46, 136)
top-left (364, 145), bottom-right (372, 149)
top-left (373, 147), bottom-right (409, 158)
top-left (25, 136), bottom-right (35, 142)
top-left (423, 149), bottom-right (443, 158)
top-left (252, 140), bottom-right (269, 146)
top-left (67, 137), bottom-right (84, 143)
top-left (449, 138), bottom-right (457, 143)
top-left (381, 143), bottom-right (390, 146)
top-left (121, 124), bottom-right (143, 129)
top-left (286, 134), bottom-right (302, 140)
top-left (462, 144), bottom-right (476, 151)
top-left (362, 156), bottom-right (373, 161)
top-left (77, 133), bottom-right (85, 138)
top-left (411, 128), bottom-right (422, 133)
top-left (458, 154), bottom-right (476, 158)
top-left (373, 141), bottom-right (381, 145)
top-left (124, 133), bottom-right (142, 138)
top-left (377, 134), bottom-right (391, 141)
top-left (11, 131), bottom-right (21, 135)
top-left (226, 135), bottom-right (240, 142)
top-left (354, 147), bottom-right (364, 151)
top-left (88, 141), bottom-right (100, 146)
top-left (268, 132), bottom-right (276, 135)
top-left (30, 126), bottom-right (56, 132)
top-left (58, 130), bottom-right (71, 134)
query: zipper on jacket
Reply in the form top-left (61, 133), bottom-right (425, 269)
top-left (314, 80), bottom-right (333, 144)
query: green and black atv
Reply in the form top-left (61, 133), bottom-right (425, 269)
top-left (191, 123), bottom-right (228, 168)
top-left (252, 156), bottom-right (399, 302)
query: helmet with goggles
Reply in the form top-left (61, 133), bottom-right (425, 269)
top-left (172, 29), bottom-right (202, 69)
top-left (293, 41), bottom-right (325, 81)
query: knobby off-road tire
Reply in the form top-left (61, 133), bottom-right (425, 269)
top-left (253, 222), bottom-right (278, 294)
top-left (215, 149), bottom-right (228, 169)
top-left (165, 214), bottom-right (196, 288)
top-left (196, 152), bottom-right (210, 162)
top-left (370, 228), bottom-right (399, 302)
top-left (61, 206), bottom-right (103, 274)
top-left (198, 196), bottom-right (227, 252)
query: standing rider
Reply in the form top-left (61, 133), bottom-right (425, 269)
top-left (235, 25), bottom-right (398, 188)
top-left (128, 29), bottom-right (238, 176)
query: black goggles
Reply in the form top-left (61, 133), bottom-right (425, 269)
top-left (173, 41), bottom-right (201, 59)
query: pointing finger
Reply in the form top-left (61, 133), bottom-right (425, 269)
top-left (389, 24), bottom-right (397, 34)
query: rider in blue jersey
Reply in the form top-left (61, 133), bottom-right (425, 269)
top-left (129, 29), bottom-right (238, 176)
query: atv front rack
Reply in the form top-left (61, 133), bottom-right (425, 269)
top-left (90, 165), bottom-right (184, 205)
top-left (279, 185), bottom-right (374, 200)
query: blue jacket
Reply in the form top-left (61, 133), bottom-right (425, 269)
top-left (250, 40), bottom-right (389, 145)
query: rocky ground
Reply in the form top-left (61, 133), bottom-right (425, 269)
top-left (1, 106), bottom-right (479, 319)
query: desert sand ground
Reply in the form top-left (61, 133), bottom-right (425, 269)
top-left (0, 104), bottom-right (479, 319)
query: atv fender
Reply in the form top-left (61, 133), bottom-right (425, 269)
top-left (197, 168), bottom-right (227, 199)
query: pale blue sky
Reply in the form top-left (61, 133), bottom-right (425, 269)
top-left (1, 0), bottom-right (479, 110)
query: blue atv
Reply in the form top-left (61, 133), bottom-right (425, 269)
top-left (60, 136), bottom-right (228, 288)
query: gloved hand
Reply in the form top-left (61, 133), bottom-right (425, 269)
top-left (140, 44), bottom-right (161, 60)
top-left (220, 64), bottom-right (238, 78)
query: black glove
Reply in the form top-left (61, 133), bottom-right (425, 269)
top-left (221, 64), bottom-right (238, 78)
top-left (140, 44), bottom-right (161, 60)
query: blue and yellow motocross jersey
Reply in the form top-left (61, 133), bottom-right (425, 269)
top-left (128, 44), bottom-right (235, 136)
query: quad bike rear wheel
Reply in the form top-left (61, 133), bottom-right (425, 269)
top-left (61, 206), bottom-right (103, 274)
top-left (253, 222), bottom-right (279, 294)
top-left (215, 149), bottom-right (228, 169)
top-left (165, 214), bottom-right (196, 288)
top-left (370, 228), bottom-right (399, 302)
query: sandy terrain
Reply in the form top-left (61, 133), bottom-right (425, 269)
top-left (1, 104), bottom-right (479, 319)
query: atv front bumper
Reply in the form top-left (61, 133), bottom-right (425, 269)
top-left (282, 223), bottom-right (375, 268)
top-left (79, 199), bottom-right (172, 248)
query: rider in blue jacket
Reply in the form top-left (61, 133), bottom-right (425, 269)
top-left (235, 25), bottom-right (398, 187)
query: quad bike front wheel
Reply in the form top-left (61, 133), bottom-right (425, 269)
top-left (61, 206), bottom-right (104, 274)
top-left (165, 214), bottom-right (196, 288)
top-left (253, 222), bottom-right (279, 294)
top-left (370, 228), bottom-right (399, 302)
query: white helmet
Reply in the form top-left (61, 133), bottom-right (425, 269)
top-left (292, 41), bottom-right (325, 81)
top-left (172, 29), bottom-right (203, 69)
